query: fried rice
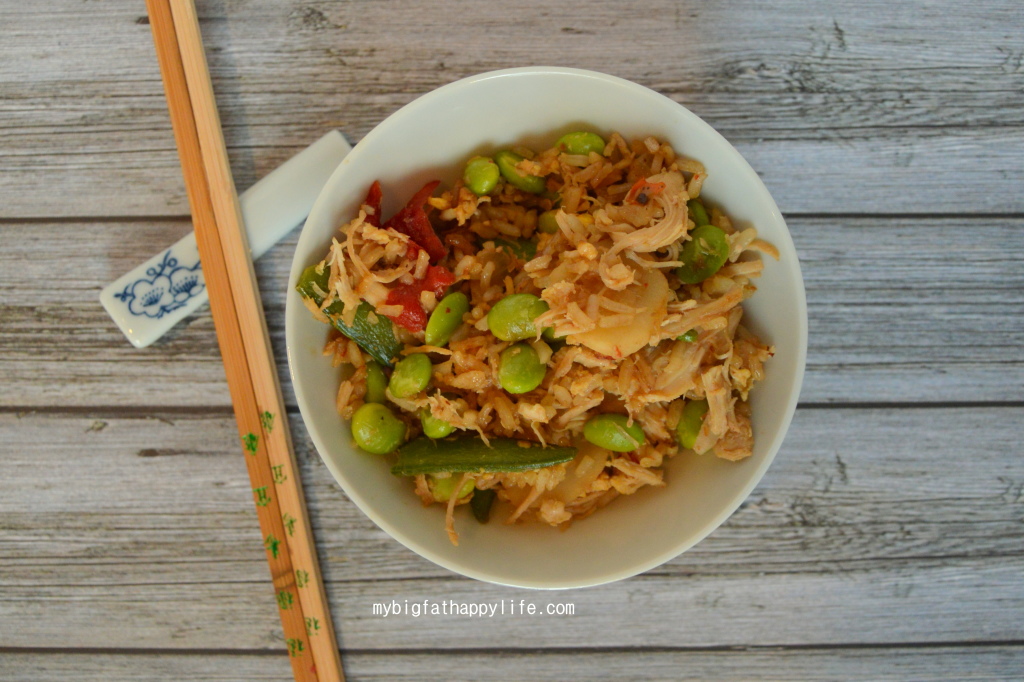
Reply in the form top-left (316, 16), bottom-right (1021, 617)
top-left (306, 131), bottom-right (778, 544)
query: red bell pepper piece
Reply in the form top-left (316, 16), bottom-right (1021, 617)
top-left (383, 180), bottom-right (447, 263)
top-left (384, 265), bottom-right (456, 333)
top-left (362, 180), bottom-right (384, 227)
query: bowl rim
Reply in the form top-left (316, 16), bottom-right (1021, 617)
top-left (286, 65), bottom-right (808, 589)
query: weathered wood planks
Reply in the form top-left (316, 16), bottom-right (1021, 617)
top-left (1, 407), bottom-right (1021, 649)
top-left (2, 216), bottom-right (1021, 408)
top-left (1, 1), bottom-right (1023, 217)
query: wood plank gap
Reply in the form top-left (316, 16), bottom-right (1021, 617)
top-left (0, 215), bottom-right (191, 225)
top-left (3, 213), bottom-right (1024, 225)
top-left (3, 401), bottom-right (1022, 418)
top-left (797, 401), bottom-right (1024, 410)
top-left (2, 640), bottom-right (1023, 658)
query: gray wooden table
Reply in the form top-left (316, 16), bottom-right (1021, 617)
top-left (2, 1), bottom-right (1023, 679)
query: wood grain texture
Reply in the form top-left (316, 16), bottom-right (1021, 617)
top-left (2, 647), bottom-right (1023, 682)
top-left (4, 0), bottom-right (1024, 677)
top-left (2, 216), bottom-right (1021, 408)
top-left (1, 407), bottom-right (1021, 649)
top-left (1, 1), bottom-right (1023, 217)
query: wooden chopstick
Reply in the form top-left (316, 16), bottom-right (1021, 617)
top-left (145, 2), bottom-right (344, 680)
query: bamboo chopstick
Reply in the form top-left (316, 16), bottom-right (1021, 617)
top-left (145, 2), bottom-right (344, 680)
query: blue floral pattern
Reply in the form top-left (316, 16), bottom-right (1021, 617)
top-left (113, 249), bottom-right (205, 319)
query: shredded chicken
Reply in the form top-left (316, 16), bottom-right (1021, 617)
top-left (304, 132), bottom-right (776, 543)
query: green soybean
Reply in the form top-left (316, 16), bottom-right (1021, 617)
top-left (364, 360), bottom-right (388, 403)
top-left (494, 150), bottom-right (546, 194)
top-left (424, 292), bottom-right (469, 347)
top-left (351, 403), bottom-right (406, 454)
top-left (498, 343), bottom-right (547, 394)
top-left (537, 209), bottom-right (560, 234)
top-left (388, 353), bottom-right (432, 398)
top-left (583, 413), bottom-right (646, 452)
top-left (687, 199), bottom-right (711, 227)
top-left (676, 224), bottom-right (730, 284)
top-left (463, 156), bottom-right (500, 196)
top-left (557, 131), bottom-right (606, 156)
top-left (487, 293), bottom-right (550, 342)
top-left (676, 399), bottom-right (709, 451)
top-left (426, 473), bottom-right (475, 502)
top-left (678, 329), bottom-right (699, 343)
top-left (420, 409), bottom-right (455, 439)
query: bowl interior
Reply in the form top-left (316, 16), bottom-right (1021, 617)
top-left (286, 67), bottom-right (807, 589)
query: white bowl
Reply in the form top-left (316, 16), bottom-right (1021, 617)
top-left (286, 67), bottom-right (807, 589)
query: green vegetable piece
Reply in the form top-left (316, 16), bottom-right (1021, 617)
top-left (463, 156), bottom-right (500, 196)
top-left (676, 399), bottom-right (710, 451)
top-left (498, 343), bottom-right (547, 394)
top-left (583, 413), bottom-right (646, 452)
top-left (537, 209), bottom-right (560, 234)
top-left (426, 473), bottom-right (475, 502)
top-left (487, 293), bottom-right (550, 342)
top-left (492, 238), bottom-right (537, 261)
top-left (471, 488), bottom-right (497, 523)
top-left (424, 292), bottom-right (469, 347)
top-left (494, 150), bottom-right (546, 194)
top-left (678, 329), bottom-right (699, 343)
top-left (296, 263), bottom-right (403, 367)
top-left (364, 361), bottom-right (388, 404)
top-left (391, 435), bottom-right (576, 476)
top-left (388, 353), bottom-right (432, 399)
top-left (676, 225), bottom-right (730, 284)
top-left (557, 131), bottom-right (606, 156)
top-left (351, 403), bottom-right (406, 455)
top-left (420, 409), bottom-right (455, 439)
top-left (687, 199), bottom-right (711, 227)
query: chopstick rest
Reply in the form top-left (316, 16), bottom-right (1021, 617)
top-left (99, 129), bottom-right (350, 348)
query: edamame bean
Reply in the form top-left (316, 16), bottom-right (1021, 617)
top-left (388, 353), bottom-right (432, 398)
top-left (678, 329), bottom-right (699, 343)
top-left (424, 292), bottom-right (469, 347)
top-left (676, 224), bottom-right (730, 284)
top-left (687, 199), bottom-right (711, 227)
top-left (557, 131), bottom-right (606, 156)
top-left (351, 403), bottom-right (406, 454)
top-left (498, 342), bottom-right (547, 394)
top-left (364, 360), bottom-right (388, 403)
top-left (494, 150), bottom-right (546, 194)
top-left (463, 156), bottom-right (500, 196)
top-left (676, 399), bottom-right (709, 451)
top-left (583, 413), bottom-right (646, 452)
top-left (487, 293), bottom-right (550, 342)
top-left (537, 209), bottom-right (560, 234)
top-left (427, 473), bottom-right (475, 502)
top-left (420, 409), bottom-right (455, 439)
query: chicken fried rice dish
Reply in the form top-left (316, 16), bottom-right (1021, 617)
top-left (296, 130), bottom-right (779, 545)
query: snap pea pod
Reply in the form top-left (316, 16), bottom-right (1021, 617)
top-left (470, 488), bottom-right (497, 523)
top-left (391, 435), bottom-right (576, 476)
top-left (296, 262), bottom-right (403, 367)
